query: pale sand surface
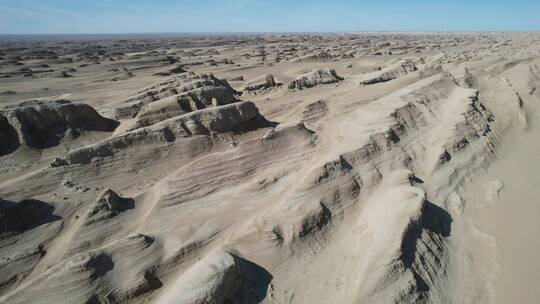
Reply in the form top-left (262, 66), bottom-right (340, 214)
top-left (0, 32), bottom-right (539, 303)
top-left (463, 109), bottom-right (540, 303)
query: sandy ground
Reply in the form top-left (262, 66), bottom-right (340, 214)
top-left (0, 32), bottom-right (539, 304)
top-left (463, 109), bottom-right (540, 303)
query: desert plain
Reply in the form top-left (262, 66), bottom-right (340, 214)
top-left (0, 32), bottom-right (540, 303)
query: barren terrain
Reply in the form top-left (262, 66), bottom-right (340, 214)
top-left (1, 32), bottom-right (540, 303)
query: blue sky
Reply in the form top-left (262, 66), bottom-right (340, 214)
top-left (1, 0), bottom-right (539, 34)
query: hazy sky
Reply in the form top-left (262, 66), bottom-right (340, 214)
top-left (1, 0), bottom-right (539, 34)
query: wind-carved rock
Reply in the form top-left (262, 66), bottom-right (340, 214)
top-left (288, 68), bottom-right (343, 90)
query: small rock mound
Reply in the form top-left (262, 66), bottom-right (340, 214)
top-left (156, 250), bottom-right (240, 304)
top-left (56, 71), bottom-right (73, 78)
top-left (295, 202), bottom-right (332, 239)
top-left (156, 250), bottom-right (272, 304)
top-left (152, 65), bottom-right (186, 76)
top-left (229, 75), bottom-right (244, 81)
top-left (261, 122), bottom-right (314, 142)
top-left (244, 74), bottom-right (282, 92)
top-left (169, 65), bottom-right (186, 74)
top-left (287, 68), bottom-right (343, 90)
top-left (84, 189), bottom-right (133, 225)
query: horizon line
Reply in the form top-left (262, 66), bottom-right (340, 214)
top-left (1, 30), bottom-right (539, 37)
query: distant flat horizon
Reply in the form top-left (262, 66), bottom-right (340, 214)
top-left (1, 0), bottom-right (539, 34)
top-left (1, 31), bottom-right (539, 38)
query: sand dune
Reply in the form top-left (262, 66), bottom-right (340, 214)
top-left (1, 32), bottom-right (540, 303)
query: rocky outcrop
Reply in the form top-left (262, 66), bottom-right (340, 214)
top-left (126, 96), bottom-right (190, 131)
top-left (358, 184), bottom-right (452, 304)
top-left (359, 59), bottom-right (418, 85)
top-left (459, 67), bottom-right (478, 88)
top-left (244, 74), bottom-right (282, 91)
top-left (0, 199), bottom-right (60, 237)
top-left (83, 189), bottom-right (133, 226)
top-left (115, 72), bottom-right (239, 119)
top-left (59, 101), bottom-right (261, 165)
top-left (152, 65), bottom-right (186, 76)
top-left (288, 68), bottom-right (343, 90)
top-left (0, 113), bottom-right (19, 155)
top-left (155, 250), bottom-right (241, 304)
top-left (292, 51), bottom-right (333, 62)
top-left (0, 99), bottom-right (119, 150)
top-left (155, 250), bottom-right (272, 304)
top-left (301, 100), bottom-right (329, 123)
top-left (127, 75), bottom-right (242, 130)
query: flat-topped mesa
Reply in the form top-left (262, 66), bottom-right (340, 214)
top-left (359, 59), bottom-right (418, 85)
top-left (115, 72), bottom-right (240, 119)
top-left (58, 101), bottom-right (261, 166)
top-left (0, 99), bottom-right (119, 151)
top-left (287, 68), bottom-right (344, 90)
